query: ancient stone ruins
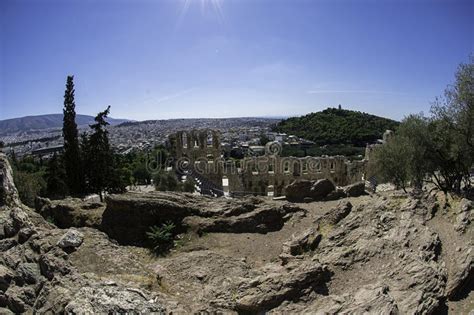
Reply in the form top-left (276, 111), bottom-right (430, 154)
top-left (168, 129), bottom-right (367, 197)
top-left (1, 151), bottom-right (473, 313)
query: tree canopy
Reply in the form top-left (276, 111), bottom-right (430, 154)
top-left (274, 108), bottom-right (399, 146)
top-left (374, 57), bottom-right (473, 194)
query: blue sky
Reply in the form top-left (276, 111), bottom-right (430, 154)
top-left (1, 0), bottom-right (473, 121)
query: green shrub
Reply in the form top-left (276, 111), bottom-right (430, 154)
top-left (146, 221), bottom-right (176, 254)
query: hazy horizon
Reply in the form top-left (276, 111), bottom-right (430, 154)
top-left (1, 0), bottom-right (473, 121)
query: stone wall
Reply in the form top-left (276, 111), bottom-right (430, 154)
top-left (169, 130), bottom-right (367, 197)
top-left (223, 156), bottom-right (366, 197)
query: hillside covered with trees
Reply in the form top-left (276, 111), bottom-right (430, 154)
top-left (275, 108), bottom-right (399, 146)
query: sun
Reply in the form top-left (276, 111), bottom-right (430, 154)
top-left (179, 0), bottom-right (225, 24)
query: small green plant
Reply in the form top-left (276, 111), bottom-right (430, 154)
top-left (46, 216), bottom-right (56, 225)
top-left (146, 221), bottom-right (176, 254)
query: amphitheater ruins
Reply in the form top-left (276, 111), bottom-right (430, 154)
top-left (168, 129), bottom-right (369, 197)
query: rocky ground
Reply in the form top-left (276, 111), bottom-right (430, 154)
top-left (1, 152), bottom-right (473, 313)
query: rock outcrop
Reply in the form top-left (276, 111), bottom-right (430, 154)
top-left (285, 179), bottom-right (367, 202)
top-left (285, 179), bottom-right (336, 202)
top-left (1, 152), bottom-right (473, 313)
top-left (0, 154), bottom-right (166, 313)
top-left (102, 192), bottom-right (305, 244)
top-left (35, 196), bottom-right (104, 228)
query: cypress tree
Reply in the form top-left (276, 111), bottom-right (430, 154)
top-left (62, 75), bottom-right (83, 195)
top-left (83, 106), bottom-right (125, 200)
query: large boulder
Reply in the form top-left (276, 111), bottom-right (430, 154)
top-left (103, 192), bottom-right (305, 244)
top-left (311, 179), bottom-right (337, 200)
top-left (446, 247), bottom-right (473, 299)
top-left (319, 200), bottom-right (353, 225)
top-left (101, 192), bottom-right (201, 245)
top-left (183, 203), bottom-right (303, 234)
top-left (285, 179), bottom-right (335, 202)
top-left (454, 198), bottom-right (473, 233)
top-left (34, 197), bottom-right (104, 229)
top-left (57, 229), bottom-right (84, 249)
top-left (234, 262), bottom-right (331, 313)
top-left (63, 285), bottom-right (165, 313)
top-left (343, 181), bottom-right (366, 197)
top-left (280, 228), bottom-right (322, 264)
top-left (284, 180), bottom-right (313, 202)
top-left (0, 265), bottom-right (13, 292)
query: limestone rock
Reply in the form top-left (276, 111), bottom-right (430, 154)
top-left (281, 228), bottom-right (321, 258)
top-left (319, 200), bottom-right (352, 225)
top-left (39, 249), bottom-right (72, 280)
top-left (343, 181), bottom-right (366, 197)
top-left (57, 229), bottom-right (84, 249)
top-left (310, 179), bottom-right (336, 200)
top-left (34, 196), bottom-right (105, 229)
top-left (285, 179), bottom-right (336, 202)
top-left (311, 284), bottom-right (399, 314)
top-left (101, 192), bottom-right (200, 245)
top-left (63, 284), bottom-right (165, 313)
top-left (183, 204), bottom-right (302, 234)
top-left (235, 262), bottom-right (331, 313)
top-left (454, 198), bottom-right (473, 233)
top-left (18, 228), bottom-right (36, 244)
top-left (0, 154), bottom-right (20, 208)
top-left (446, 247), bottom-right (473, 299)
top-left (0, 266), bottom-right (13, 292)
top-left (15, 263), bottom-right (42, 285)
top-left (5, 286), bottom-right (35, 313)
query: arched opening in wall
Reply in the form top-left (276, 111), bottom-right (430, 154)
top-left (330, 161), bottom-right (335, 172)
top-left (293, 161), bottom-right (301, 176)
top-left (194, 138), bottom-right (199, 148)
top-left (268, 163), bottom-right (274, 174)
top-left (284, 161), bottom-right (290, 174)
top-left (316, 160), bottom-right (321, 172)
top-left (252, 163), bottom-right (258, 175)
top-left (207, 132), bottom-right (213, 148)
top-left (302, 161), bottom-right (308, 174)
top-left (182, 133), bottom-right (188, 149)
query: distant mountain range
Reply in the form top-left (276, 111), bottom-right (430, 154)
top-left (0, 114), bottom-right (129, 136)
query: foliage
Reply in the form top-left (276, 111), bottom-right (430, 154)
top-left (133, 165), bottom-right (151, 185)
top-left (275, 108), bottom-right (399, 146)
top-left (281, 144), bottom-right (365, 159)
top-left (62, 75), bottom-right (84, 195)
top-left (182, 177), bottom-right (196, 193)
top-left (13, 170), bottom-right (46, 207)
top-left (146, 221), bottom-right (176, 254)
top-left (373, 135), bottom-right (413, 192)
top-left (374, 57), bottom-right (473, 194)
top-left (82, 106), bottom-right (126, 200)
top-left (45, 153), bottom-right (68, 198)
top-left (154, 171), bottom-right (179, 191)
top-left (9, 155), bottom-right (46, 206)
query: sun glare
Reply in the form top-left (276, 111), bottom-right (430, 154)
top-left (178, 0), bottom-right (225, 26)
